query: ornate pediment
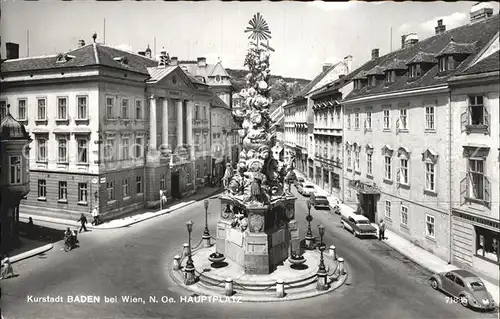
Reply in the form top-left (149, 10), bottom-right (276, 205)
top-left (462, 145), bottom-right (489, 159)
top-left (381, 144), bottom-right (394, 156)
top-left (365, 144), bottom-right (374, 154)
top-left (422, 148), bottom-right (438, 163)
top-left (397, 146), bottom-right (411, 158)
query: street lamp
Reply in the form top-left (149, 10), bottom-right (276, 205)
top-left (305, 200), bottom-right (314, 249)
top-left (318, 224), bottom-right (326, 274)
top-left (185, 220), bottom-right (196, 285)
top-left (202, 199), bottom-right (211, 248)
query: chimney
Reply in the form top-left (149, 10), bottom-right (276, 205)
top-left (138, 51), bottom-right (146, 56)
top-left (435, 19), bottom-right (446, 35)
top-left (343, 55), bottom-right (353, 73)
top-left (78, 39), bottom-right (86, 48)
top-left (197, 57), bottom-right (207, 67)
top-left (401, 35), bottom-right (407, 49)
top-left (470, 2), bottom-right (494, 24)
top-left (322, 63), bottom-right (333, 72)
top-left (6, 42), bottom-right (19, 60)
top-left (170, 56), bottom-right (178, 66)
top-left (371, 49), bottom-right (379, 60)
top-left (403, 33), bottom-right (419, 49)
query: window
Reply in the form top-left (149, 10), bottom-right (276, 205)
top-left (426, 214), bottom-right (435, 238)
top-left (136, 176), bottom-right (143, 194)
top-left (399, 109), bottom-right (408, 130)
top-left (160, 174), bottom-right (166, 190)
top-left (58, 137), bottom-right (68, 162)
top-left (9, 156), bottom-right (21, 184)
top-left (425, 106), bottom-right (435, 130)
top-left (105, 138), bottom-right (116, 161)
top-left (18, 99), bottom-right (27, 121)
top-left (107, 181), bottom-right (115, 200)
top-left (135, 137), bottom-right (143, 158)
top-left (370, 76), bottom-right (377, 87)
top-left (36, 137), bottom-right (47, 162)
top-left (0, 100), bottom-right (6, 121)
top-left (354, 112), bottom-right (360, 129)
top-left (347, 113), bottom-right (351, 129)
top-left (135, 100), bottom-right (143, 119)
top-left (468, 95), bottom-right (486, 126)
top-left (77, 96), bottom-right (88, 119)
top-left (385, 200), bottom-right (391, 218)
top-left (383, 109), bottom-right (390, 129)
top-left (468, 159), bottom-right (484, 200)
top-left (439, 57), bottom-right (446, 72)
top-left (347, 148), bottom-right (352, 169)
top-left (399, 158), bottom-right (409, 185)
top-left (37, 98), bottom-right (46, 120)
top-left (38, 179), bottom-right (47, 198)
top-left (446, 56), bottom-right (455, 71)
top-left (367, 153), bottom-right (373, 175)
top-left (59, 181), bottom-right (68, 201)
top-left (195, 105), bottom-right (200, 120)
top-left (78, 183), bottom-right (88, 203)
top-left (425, 162), bottom-right (435, 192)
top-left (122, 138), bottom-right (129, 160)
top-left (57, 97), bottom-right (67, 120)
top-left (385, 70), bottom-right (396, 83)
top-left (121, 98), bottom-right (129, 119)
top-left (384, 155), bottom-right (392, 180)
top-left (122, 179), bottom-right (129, 197)
top-left (77, 138), bottom-right (88, 163)
top-left (409, 64), bottom-right (422, 78)
top-left (196, 164), bottom-right (201, 178)
top-left (366, 111), bottom-right (372, 130)
top-left (400, 205), bottom-right (408, 227)
top-left (475, 226), bottom-right (500, 263)
top-left (455, 277), bottom-right (465, 287)
top-left (355, 150), bottom-right (360, 171)
top-left (106, 97), bottom-right (115, 119)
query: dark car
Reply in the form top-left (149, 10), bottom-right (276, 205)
top-left (430, 269), bottom-right (496, 310)
top-left (310, 193), bottom-right (330, 209)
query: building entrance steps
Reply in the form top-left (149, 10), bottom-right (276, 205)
top-left (19, 186), bottom-right (223, 230)
top-left (169, 245), bottom-right (348, 302)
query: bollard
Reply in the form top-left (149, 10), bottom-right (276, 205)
top-left (329, 245), bottom-right (336, 260)
top-left (338, 257), bottom-right (345, 275)
top-left (173, 255), bottom-right (181, 270)
top-left (202, 234), bottom-right (211, 248)
top-left (182, 243), bottom-right (189, 257)
top-left (316, 272), bottom-right (328, 291)
top-left (276, 279), bottom-right (285, 298)
top-left (225, 278), bottom-right (233, 296)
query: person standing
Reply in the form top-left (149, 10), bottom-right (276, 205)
top-left (77, 213), bottom-right (88, 233)
top-left (379, 219), bottom-right (386, 240)
top-left (1, 256), bottom-right (15, 280)
top-left (91, 206), bottom-right (100, 226)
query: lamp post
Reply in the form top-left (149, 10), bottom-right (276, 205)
top-left (316, 224), bottom-right (328, 291)
top-left (305, 200), bottom-right (314, 249)
top-left (185, 220), bottom-right (196, 285)
top-left (202, 199), bottom-right (211, 247)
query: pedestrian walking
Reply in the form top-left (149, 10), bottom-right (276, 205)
top-left (77, 213), bottom-right (88, 233)
top-left (1, 256), bottom-right (15, 280)
top-left (91, 206), bottom-right (100, 226)
top-left (379, 219), bottom-right (386, 240)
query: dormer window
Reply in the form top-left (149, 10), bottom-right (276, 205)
top-left (370, 76), bottom-right (377, 87)
top-left (409, 64), bottom-right (422, 78)
top-left (439, 56), bottom-right (455, 72)
top-left (385, 71), bottom-right (396, 84)
top-left (56, 54), bottom-right (75, 63)
top-left (113, 56), bottom-right (129, 65)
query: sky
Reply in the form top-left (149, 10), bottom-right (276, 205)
top-left (1, 1), bottom-right (499, 80)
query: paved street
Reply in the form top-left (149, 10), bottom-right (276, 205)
top-left (2, 188), bottom-right (497, 319)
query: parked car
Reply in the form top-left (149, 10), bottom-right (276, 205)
top-left (340, 211), bottom-right (377, 238)
top-left (301, 184), bottom-right (317, 196)
top-left (310, 193), bottom-right (330, 209)
top-left (430, 269), bottom-right (496, 310)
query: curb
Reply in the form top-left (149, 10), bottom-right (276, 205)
top-left (169, 261), bottom-right (348, 302)
top-left (10, 243), bottom-right (54, 264)
top-left (20, 188), bottom-right (224, 230)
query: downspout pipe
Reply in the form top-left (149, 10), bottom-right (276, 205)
top-left (448, 88), bottom-right (453, 264)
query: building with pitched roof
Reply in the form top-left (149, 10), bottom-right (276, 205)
top-left (0, 104), bottom-right (32, 253)
top-left (0, 38), bottom-right (221, 221)
top-left (283, 56), bottom-right (351, 179)
top-left (338, 7), bottom-right (498, 268)
top-left (210, 94), bottom-right (234, 181)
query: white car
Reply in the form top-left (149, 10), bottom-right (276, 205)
top-left (301, 184), bottom-right (317, 196)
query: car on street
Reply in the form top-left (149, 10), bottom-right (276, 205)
top-left (310, 193), bottom-right (330, 209)
top-left (300, 183), bottom-right (316, 196)
top-left (430, 269), bottom-right (496, 310)
top-left (340, 210), bottom-right (377, 238)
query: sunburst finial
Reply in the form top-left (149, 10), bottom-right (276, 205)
top-left (244, 12), bottom-right (272, 42)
